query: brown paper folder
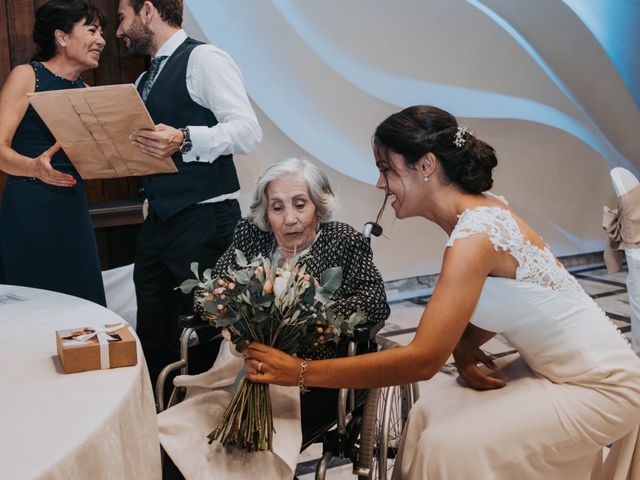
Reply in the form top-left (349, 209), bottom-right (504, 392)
top-left (28, 84), bottom-right (177, 179)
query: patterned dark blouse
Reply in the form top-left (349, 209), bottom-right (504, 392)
top-left (204, 218), bottom-right (390, 360)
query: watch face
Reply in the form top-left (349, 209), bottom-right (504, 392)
top-left (181, 141), bottom-right (193, 154)
top-left (179, 127), bottom-right (192, 154)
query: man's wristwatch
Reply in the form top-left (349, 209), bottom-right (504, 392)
top-left (179, 127), bottom-right (192, 154)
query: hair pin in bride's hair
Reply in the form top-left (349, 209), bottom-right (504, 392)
top-left (453, 125), bottom-right (472, 148)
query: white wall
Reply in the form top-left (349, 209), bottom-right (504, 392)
top-left (184, 0), bottom-right (639, 281)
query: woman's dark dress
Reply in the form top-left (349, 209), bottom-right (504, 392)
top-left (0, 62), bottom-right (106, 305)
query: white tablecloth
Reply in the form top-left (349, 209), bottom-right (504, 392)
top-left (0, 285), bottom-right (161, 479)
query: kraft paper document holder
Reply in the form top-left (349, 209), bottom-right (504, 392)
top-left (28, 84), bottom-right (177, 179)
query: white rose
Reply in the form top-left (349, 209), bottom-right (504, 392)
top-left (273, 271), bottom-right (291, 300)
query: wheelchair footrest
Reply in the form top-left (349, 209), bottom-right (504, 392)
top-left (318, 412), bottom-right (363, 463)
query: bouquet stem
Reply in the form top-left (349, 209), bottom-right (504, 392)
top-left (208, 379), bottom-right (274, 452)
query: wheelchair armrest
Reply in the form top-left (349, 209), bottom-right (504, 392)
top-left (177, 313), bottom-right (207, 329)
top-left (156, 358), bottom-right (186, 412)
top-left (354, 320), bottom-right (385, 344)
top-left (177, 314), bottom-right (221, 344)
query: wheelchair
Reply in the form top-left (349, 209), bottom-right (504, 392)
top-left (311, 334), bottom-right (419, 480)
top-left (156, 221), bottom-right (419, 480)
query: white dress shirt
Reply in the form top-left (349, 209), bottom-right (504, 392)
top-left (136, 30), bottom-right (262, 202)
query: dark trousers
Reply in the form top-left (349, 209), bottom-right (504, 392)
top-left (134, 200), bottom-right (240, 389)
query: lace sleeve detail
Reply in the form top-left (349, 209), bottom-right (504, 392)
top-left (446, 207), bottom-right (523, 251)
top-left (446, 206), bottom-right (589, 301)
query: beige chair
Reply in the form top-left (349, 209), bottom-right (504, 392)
top-left (610, 167), bottom-right (640, 354)
top-left (101, 264), bottom-right (137, 328)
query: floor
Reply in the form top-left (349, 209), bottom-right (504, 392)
top-left (295, 263), bottom-right (634, 479)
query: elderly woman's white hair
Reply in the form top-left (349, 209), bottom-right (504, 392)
top-left (248, 158), bottom-right (338, 231)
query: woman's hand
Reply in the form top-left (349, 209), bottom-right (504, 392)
top-left (243, 342), bottom-right (301, 387)
top-left (452, 338), bottom-right (505, 390)
top-left (31, 143), bottom-right (76, 187)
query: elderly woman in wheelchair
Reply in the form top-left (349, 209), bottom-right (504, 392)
top-left (157, 158), bottom-right (390, 479)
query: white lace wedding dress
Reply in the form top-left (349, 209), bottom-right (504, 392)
top-left (393, 207), bottom-right (640, 480)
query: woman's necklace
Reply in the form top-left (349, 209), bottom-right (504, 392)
top-left (277, 240), bottom-right (313, 256)
top-left (276, 231), bottom-right (320, 257)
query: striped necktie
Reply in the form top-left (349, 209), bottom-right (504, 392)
top-left (141, 56), bottom-right (167, 102)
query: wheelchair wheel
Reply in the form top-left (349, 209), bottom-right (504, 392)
top-left (356, 383), bottom-right (414, 480)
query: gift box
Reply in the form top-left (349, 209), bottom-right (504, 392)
top-left (55, 322), bottom-right (137, 374)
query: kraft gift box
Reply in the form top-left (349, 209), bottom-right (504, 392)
top-left (55, 323), bottom-right (137, 374)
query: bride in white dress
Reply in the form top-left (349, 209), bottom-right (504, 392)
top-left (245, 105), bottom-right (640, 479)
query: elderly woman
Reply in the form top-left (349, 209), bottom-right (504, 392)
top-left (0, 0), bottom-right (106, 305)
top-left (158, 158), bottom-right (389, 480)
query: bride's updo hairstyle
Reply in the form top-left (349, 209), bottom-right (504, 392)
top-left (373, 105), bottom-right (497, 194)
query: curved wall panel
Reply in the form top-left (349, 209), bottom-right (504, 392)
top-left (184, 0), bottom-right (639, 280)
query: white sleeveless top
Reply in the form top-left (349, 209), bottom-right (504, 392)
top-left (446, 207), bottom-right (635, 384)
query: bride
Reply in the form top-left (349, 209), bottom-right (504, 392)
top-left (245, 105), bottom-right (640, 479)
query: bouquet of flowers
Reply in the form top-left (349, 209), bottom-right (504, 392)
top-left (178, 249), bottom-right (365, 452)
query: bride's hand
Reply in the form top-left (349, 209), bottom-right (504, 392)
top-left (452, 339), bottom-right (505, 390)
top-left (244, 342), bottom-right (301, 387)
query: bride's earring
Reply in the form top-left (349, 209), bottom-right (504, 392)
top-left (423, 175), bottom-right (429, 182)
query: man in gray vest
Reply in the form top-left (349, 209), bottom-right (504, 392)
top-left (116, 0), bottom-right (262, 388)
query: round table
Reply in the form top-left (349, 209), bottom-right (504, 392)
top-left (0, 285), bottom-right (161, 479)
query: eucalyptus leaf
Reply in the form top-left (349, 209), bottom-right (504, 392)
top-left (234, 270), bottom-right (251, 285)
top-left (320, 267), bottom-right (343, 293)
top-left (247, 255), bottom-right (263, 268)
top-left (314, 291), bottom-right (332, 304)
top-left (235, 249), bottom-right (248, 267)
top-left (190, 262), bottom-right (200, 279)
top-left (301, 283), bottom-right (315, 305)
top-left (215, 316), bottom-right (240, 328)
top-left (176, 278), bottom-right (200, 294)
top-left (203, 268), bottom-right (212, 281)
top-left (203, 299), bottom-right (219, 314)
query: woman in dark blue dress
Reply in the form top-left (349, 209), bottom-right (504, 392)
top-left (0, 0), bottom-right (106, 305)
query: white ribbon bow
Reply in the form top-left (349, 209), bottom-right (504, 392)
top-left (75, 322), bottom-right (129, 369)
